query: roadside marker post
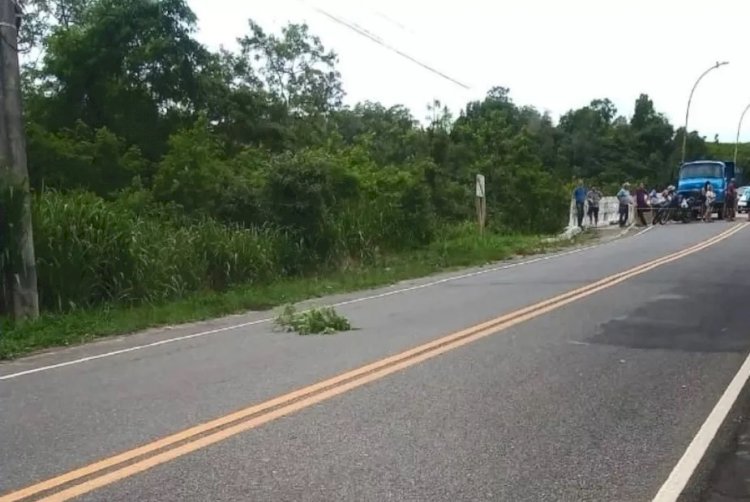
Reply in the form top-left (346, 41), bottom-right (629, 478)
top-left (475, 174), bottom-right (486, 234)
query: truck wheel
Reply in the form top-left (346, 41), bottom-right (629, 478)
top-left (716, 204), bottom-right (724, 220)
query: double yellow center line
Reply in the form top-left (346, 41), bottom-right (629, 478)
top-left (4, 223), bottom-right (747, 502)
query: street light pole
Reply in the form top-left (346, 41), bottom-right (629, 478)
top-left (681, 61), bottom-right (729, 164)
top-left (734, 102), bottom-right (750, 166)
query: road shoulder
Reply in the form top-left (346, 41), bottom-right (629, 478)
top-left (0, 229), bottom-right (605, 372)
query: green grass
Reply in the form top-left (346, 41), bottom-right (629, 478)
top-left (0, 227), bottom-right (595, 359)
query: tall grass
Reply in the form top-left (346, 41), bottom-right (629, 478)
top-left (3, 188), bottom-right (566, 323)
top-left (32, 191), bottom-right (287, 312)
top-left (0, 175), bottom-right (37, 314)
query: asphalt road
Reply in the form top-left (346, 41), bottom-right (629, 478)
top-left (2, 222), bottom-right (750, 501)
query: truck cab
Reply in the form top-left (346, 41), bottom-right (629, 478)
top-left (676, 160), bottom-right (736, 217)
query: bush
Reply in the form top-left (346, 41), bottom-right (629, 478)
top-left (501, 164), bottom-right (569, 234)
top-left (482, 162), bottom-right (569, 235)
top-left (152, 117), bottom-right (237, 218)
top-left (337, 163), bottom-right (437, 257)
top-left (263, 148), bottom-right (359, 269)
top-left (27, 121), bottom-right (147, 196)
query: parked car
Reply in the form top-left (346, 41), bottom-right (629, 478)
top-left (738, 186), bottom-right (750, 213)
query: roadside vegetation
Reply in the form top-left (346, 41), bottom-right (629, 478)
top-left (0, 0), bottom-right (745, 357)
top-left (275, 305), bottom-right (352, 336)
top-left (0, 228), bottom-right (588, 358)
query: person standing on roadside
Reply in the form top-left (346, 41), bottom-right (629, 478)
top-left (635, 182), bottom-right (649, 226)
top-left (573, 179), bottom-right (587, 228)
top-left (617, 182), bottom-right (632, 227)
top-left (586, 185), bottom-right (602, 227)
top-left (700, 181), bottom-right (710, 220)
top-left (726, 178), bottom-right (737, 221)
top-left (704, 184), bottom-right (716, 222)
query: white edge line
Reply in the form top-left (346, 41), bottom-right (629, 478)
top-left (0, 232), bottom-right (628, 381)
top-left (636, 225), bottom-right (655, 237)
top-left (652, 350), bottom-right (750, 501)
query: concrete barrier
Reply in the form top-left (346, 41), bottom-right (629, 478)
top-left (567, 196), bottom-right (635, 230)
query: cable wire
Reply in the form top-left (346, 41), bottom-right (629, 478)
top-left (303, 3), bottom-right (470, 90)
top-left (373, 10), bottom-right (415, 36)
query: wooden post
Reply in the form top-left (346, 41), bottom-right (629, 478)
top-left (0, 0), bottom-right (39, 320)
top-left (475, 174), bottom-right (486, 234)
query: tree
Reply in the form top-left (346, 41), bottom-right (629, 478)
top-left (629, 94), bottom-right (674, 184)
top-left (27, 121), bottom-right (146, 195)
top-left (202, 49), bottom-right (290, 153)
top-left (557, 100), bottom-right (617, 180)
top-left (334, 102), bottom-right (426, 166)
top-left (238, 21), bottom-right (343, 117)
top-left (18, 0), bottom-right (92, 52)
top-left (28, 0), bottom-right (212, 160)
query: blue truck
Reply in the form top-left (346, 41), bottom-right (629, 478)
top-left (676, 160), bottom-right (736, 219)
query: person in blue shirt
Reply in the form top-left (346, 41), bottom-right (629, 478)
top-left (616, 182), bottom-right (632, 227)
top-left (573, 179), bottom-right (587, 228)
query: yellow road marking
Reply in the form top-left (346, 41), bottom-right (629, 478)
top-left (3, 223), bottom-right (746, 502)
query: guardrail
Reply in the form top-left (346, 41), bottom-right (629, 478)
top-left (567, 196), bottom-right (635, 229)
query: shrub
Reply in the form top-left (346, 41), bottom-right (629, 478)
top-left (263, 148), bottom-right (359, 269)
top-left (152, 117), bottom-right (237, 218)
top-left (342, 163), bottom-right (437, 254)
top-left (27, 121), bottom-right (147, 196)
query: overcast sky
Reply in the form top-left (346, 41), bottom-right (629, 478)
top-left (191, 0), bottom-right (750, 142)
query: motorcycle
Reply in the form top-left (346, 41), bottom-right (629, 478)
top-left (653, 194), bottom-right (694, 224)
top-left (651, 200), bottom-right (671, 224)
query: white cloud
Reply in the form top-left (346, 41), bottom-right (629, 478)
top-left (191, 0), bottom-right (750, 141)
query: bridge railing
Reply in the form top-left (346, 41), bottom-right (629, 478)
top-left (567, 196), bottom-right (634, 229)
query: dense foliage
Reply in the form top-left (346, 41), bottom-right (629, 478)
top-left (3, 0), bottom-right (733, 315)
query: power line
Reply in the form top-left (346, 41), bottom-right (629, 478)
top-left (373, 10), bottom-right (416, 36)
top-left (314, 6), bottom-right (470, 89)
top-left (303, 4), bottom-right (470, 90)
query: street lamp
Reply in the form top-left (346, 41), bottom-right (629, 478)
top-left (681, 61), bottom-right (729, 164)
top-left (734, 102), bottom-right (750, 166)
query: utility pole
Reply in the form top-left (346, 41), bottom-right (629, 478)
top-left (0, 0), bottom-right (39, 319)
